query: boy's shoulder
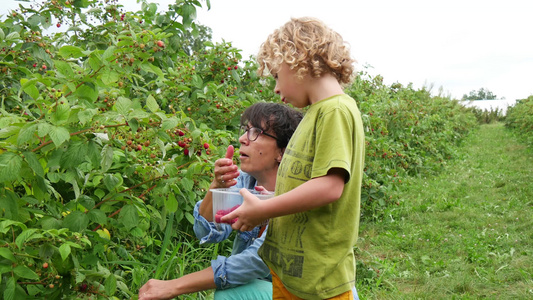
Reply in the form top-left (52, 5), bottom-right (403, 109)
top-left (314, 93), bottom-right (357, 109)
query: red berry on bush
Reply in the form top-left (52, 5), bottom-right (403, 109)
top-left (183, 149), bottom-right (189, 155)
top-left (157, 40), bottom-right (165, 47)
top-left (32, 63), bottom-right (37, 67)
top-left (42, 262), bottom-right (49, 269)
top-left (178, 130), bottom-right (185, 136)
top-left (79, 283), bottom-right (88, 292)
top-left (56, 23), bottom-right (61, 28)
top-left (227, 67), bottom-right (231, 71)
top-left (136, 145), bottom-right (142, 151)
top-left (203, 143), bottom-right (209, 149)
top-left (234, 66), bottom-right (238, 70)
top-left (42, 64), bottom-right (47, 70)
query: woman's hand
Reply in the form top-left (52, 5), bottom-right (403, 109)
top-left (212, 145), bottom-right (239, 188)
top-left (138, 279), bottom-right (177, 300)
top-left (254, 185), bottom-right (274, 195)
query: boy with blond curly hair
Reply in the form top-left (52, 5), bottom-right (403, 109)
top-left (222, 17), bottom-right (365, 299)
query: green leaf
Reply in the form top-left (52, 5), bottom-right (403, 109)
top-left (4, 277), bottom-right (15, 300)
top-left (0, 28), bottom-right (4, 41)
top-left (59, 243), bottom-right (71, 261)
top-left (0, 248), bottom-right (16, 262)
top-left (21, 80), bottom-right (40, 99)
top-left (141, 63), bottom-right (164, 78)
top-left (119, 205), bottom-right (138, 231)
top-left (17, 123), bottom-right (38, 146)
top-left (59, 45), bottom-right (85, 59)
top-left (78, 108), bottom-right (97, 125)
top-left (105, 274), bottom-right (117, 296)
top-left (101, 70), bottom-right (120, 85)
top-left (63, 211), bottom-right (89, 232)
top-left (61, 140), bottom-right (88, 169)
top-left (14, 265), bottom-right (39, 280)
top-left (145, 95), bottom-right (159, 112)
top-left (192, 75), bottom-right (203, 89)
top-left (180, 177), bottom-right (194, 191)
top-left (102, 46), bottom-right (116, 61)
top-left (0, 152), bottom-right (23, 182)
top-left (49, 126), bottom-right (70, 147)
top-left (103, 174), bottom-right (119, 191)
top-left (23, 151), bottom-right (44, 177)
top-left (101, 146), bottom-right (114, 173)
top-left (76, 83), bottom-right (98, 102)
top-left (88, 209), bottom-right (107, 224)
top-left (37, 122), bottom-right (52, 137)
top-left (0, 126), bottom-right (20, 139)
top-left (54, 60), bottom-right (75, 78)
top-left (182, 4), bottom-right (197, 27)
top-left (87, 140), bottom-right (101, 167)
top-left (185, 212), bottom-right (195, 224)
top-left (50, 100), bottom-right (71, 125)
top-left (6, 31), bottom-right (20, 41)
top-left (161, 117), bottom-right (178, 131)
top-left (78, 195), bottom-right (95, 210)
top-left (15, 228), bottom-right (38, 249)
top-left (128, 118), bottom-right (139, 133)
top-left (164, 193), bottom-right (178, 213)
top-left (231, 69), bottom-right (241, 83)
top-left (115, 97), bottom-right (132, 115)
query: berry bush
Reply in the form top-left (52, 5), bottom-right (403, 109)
top-left (505, 95), bottom-right (533, 147)
top-left (0, 0), bottom-right (274, 298)
top-left (1, 1), bottom-right (479, 299)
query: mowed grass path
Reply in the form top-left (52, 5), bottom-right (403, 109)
top-left (356, 123), bottom-right (533, 299)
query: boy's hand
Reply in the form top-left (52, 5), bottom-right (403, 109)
top-left (212, 145), bottom-right (239, 188)
top-left (221, 188), bottom-right (267, 231)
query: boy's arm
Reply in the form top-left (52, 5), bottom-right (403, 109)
top-left (223, 168), bottom-right (346, 231)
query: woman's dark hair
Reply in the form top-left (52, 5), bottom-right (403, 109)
top-left (241, 102), bottom-right (303, 149)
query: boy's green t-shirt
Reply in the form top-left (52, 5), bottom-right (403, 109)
top-left (258, 94), bottom-right (365, 299)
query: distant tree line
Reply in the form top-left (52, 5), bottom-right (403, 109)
top-left (462, 88), bottom-right (500, 100)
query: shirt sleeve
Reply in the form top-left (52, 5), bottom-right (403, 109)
top-left (193, 200), bottom-right (233, 244)
top-left (192, 172), bottom-right (253, 243)
top-left (212, 226), bottom-right (271, 289)
top-left (313, 104), bottom-right (355, 182)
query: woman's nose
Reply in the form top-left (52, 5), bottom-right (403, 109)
top-left (238, 131), bottom-right (248, 145)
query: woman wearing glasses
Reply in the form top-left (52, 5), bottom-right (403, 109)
top-left (139, 102), bottom-right (302, 300)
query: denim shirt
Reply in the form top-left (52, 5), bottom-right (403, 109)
top-left (193, 172), bottom-right (271, 290)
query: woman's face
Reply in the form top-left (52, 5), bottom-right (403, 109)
top-left (238, 122), bottom-right (282, 178)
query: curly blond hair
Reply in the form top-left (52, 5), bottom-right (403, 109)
top-left (257, 17), bottom-right (356, 85)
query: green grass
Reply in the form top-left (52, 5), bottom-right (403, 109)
top-left (356, 123), bottom-right (533, 299)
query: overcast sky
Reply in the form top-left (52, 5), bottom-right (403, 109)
top-left (2, 0), bottom-right (532, 102)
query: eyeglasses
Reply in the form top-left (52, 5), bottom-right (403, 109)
top-left (239, 125), bottom-right (278, 141)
